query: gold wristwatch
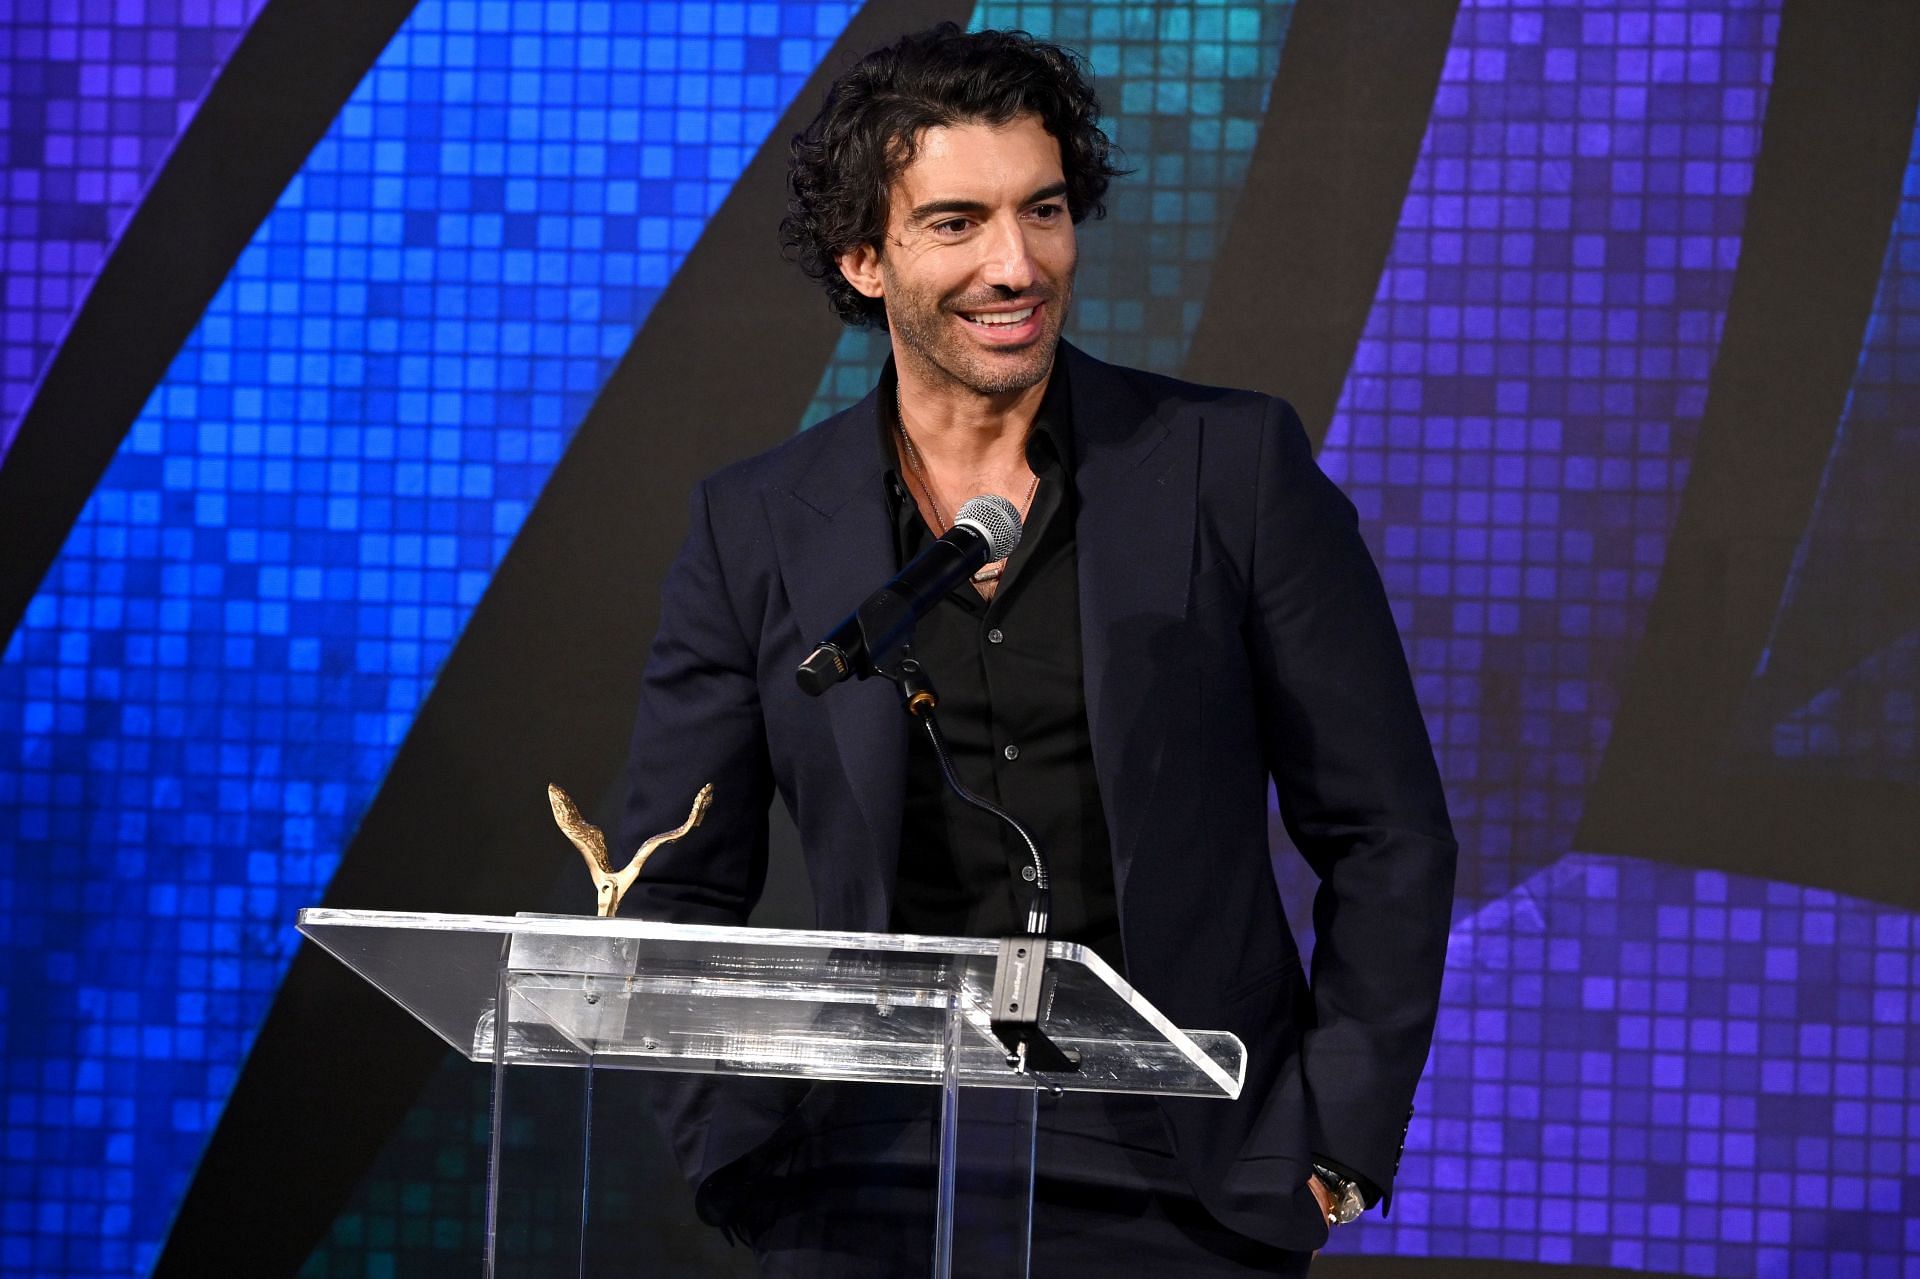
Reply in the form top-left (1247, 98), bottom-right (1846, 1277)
top-left (1311, 1162), bottom-right (1367, 1225)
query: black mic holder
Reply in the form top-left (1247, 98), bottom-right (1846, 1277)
top-left (881, 650), bottom-right (1079, 1077)
top-left (794, 588), bottom-right (908, 695)
top-left (796, 524), bottom-right (995, 697)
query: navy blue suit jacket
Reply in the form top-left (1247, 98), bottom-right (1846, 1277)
top-left (618, 342), bottom-right (1457, 1251)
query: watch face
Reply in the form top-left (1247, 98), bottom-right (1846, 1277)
top-left (1333, 1183), bottom-right (1366, 1224)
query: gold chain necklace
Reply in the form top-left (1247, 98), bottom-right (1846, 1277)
top-left (894, 385), bottom-right (1040, 591)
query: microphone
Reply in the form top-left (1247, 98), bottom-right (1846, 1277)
top-left (796, 494), bottom-right (1022, 696)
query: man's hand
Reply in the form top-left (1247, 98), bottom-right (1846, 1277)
top-left (1308, 1174), bottom-right (1334, 1259)
top-left (1307, 1173), bottom-right (1335, 1221)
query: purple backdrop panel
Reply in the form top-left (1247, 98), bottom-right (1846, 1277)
top-left (1316, 0), bottom-right (1782, 906)
top-left (0, 0), bottom-right (271, 462)
top-left (1337, 852), bottom-right (1918, 1278)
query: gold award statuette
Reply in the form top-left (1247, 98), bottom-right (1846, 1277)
top-left (547, 782), bottom-right (714, 918)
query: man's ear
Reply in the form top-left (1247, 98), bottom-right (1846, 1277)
top-left (837, 242), bottom-right (884, 300)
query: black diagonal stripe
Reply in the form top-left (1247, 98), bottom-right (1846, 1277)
top-left (1576, 0), bottom-right (1920, 909)
top-left (151, 5), bottom-right (967, 1275)
top-left (1180, 0), bottom-right (1461, 445)
top-left (1705, 774), bottom-right (1920, 911)
top-left (1726, 465), bottom-right (1920, 731)
top-left (0, 0), bottom-right (419, 645)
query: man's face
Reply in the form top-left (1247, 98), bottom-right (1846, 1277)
top-left (838, 114), bottom-right (1076, 397)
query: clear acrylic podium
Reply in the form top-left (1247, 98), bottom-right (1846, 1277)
top-left (297, 909), bottom-right (1246, 1277)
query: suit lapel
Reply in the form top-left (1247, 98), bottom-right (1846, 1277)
top-left (765, 348), bottom-right (1196, 919)
top-left (766, 392), bottom-right (909, 913)
top-left (1065, 345), bottom-right (1196, 898)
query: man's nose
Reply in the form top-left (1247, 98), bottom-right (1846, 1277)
top-left (979, 215), bottom-right (1037, 292)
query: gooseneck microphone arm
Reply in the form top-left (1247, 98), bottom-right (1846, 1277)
top-left (895, 656), bottom-right (1076, 1075)
top-left (893, 658), bottom-right (1049, 937)
top-left (795, 493), bottom-right (1075, 1073)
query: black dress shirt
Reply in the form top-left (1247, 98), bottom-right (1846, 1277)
top-left (877, 362), bottom-right (1123, 971)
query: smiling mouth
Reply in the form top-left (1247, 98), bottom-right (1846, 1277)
top-left (959, 304), bottom-right (1038, 328)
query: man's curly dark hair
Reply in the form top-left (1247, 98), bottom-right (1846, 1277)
top-left (782, 24), bottom-right (1124, 329)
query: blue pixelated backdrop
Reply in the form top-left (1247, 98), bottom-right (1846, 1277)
top-left (1, 2), bottom-right (1916, 1277)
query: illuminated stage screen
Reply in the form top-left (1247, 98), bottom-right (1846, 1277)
top-left (1, 2), bottom-right (1914, 1276)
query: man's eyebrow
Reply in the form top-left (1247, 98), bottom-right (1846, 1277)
top-left (905, 181), bottom-right (1070, 226)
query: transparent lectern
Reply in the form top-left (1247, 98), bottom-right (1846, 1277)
top-left (297, 909), bottom-right (1246, 1278)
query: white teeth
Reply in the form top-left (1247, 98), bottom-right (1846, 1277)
top-left (965, 307), bottom-right (1035, 326)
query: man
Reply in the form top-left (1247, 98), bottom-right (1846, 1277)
top-left (619, 24), bottom-right (1457, 1277)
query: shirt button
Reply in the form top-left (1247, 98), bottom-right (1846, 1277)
top-left (987, 628), bottom-right (1004, 644)
top-left (1003, 743), bottom-right (1019, 761)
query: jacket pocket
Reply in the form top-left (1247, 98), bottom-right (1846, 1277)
top-left (1185, 559), bottom-right (1244, 617)
top-left (1214, 950), bottom-right (1302, 1009)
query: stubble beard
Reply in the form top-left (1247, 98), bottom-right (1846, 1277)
top-left (882, 268), bottom-right (1074, 398)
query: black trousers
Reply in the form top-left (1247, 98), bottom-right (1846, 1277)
top-left (731, 1084), bottom-right (1314, 1278)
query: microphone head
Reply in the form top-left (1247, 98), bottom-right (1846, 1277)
top-left (954, 494), bottom-right (1022, 560)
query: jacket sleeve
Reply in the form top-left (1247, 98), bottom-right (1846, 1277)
top-left (616, 477), bottom-right (804, 1226)
top-left (1243, 397), bottom-right (1458, 1210)
top-left (618, 476), bottom-right (774, 922)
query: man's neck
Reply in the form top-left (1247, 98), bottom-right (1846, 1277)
top-left (893, 353), bottom-right (1053, 475)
